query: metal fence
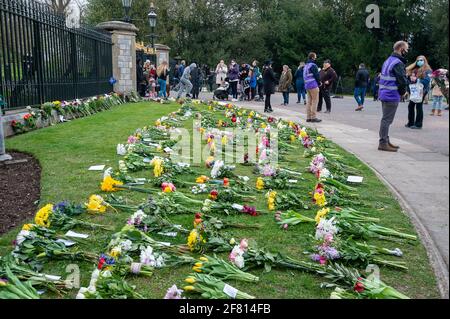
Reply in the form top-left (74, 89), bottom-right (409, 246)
top-left (0, 0), bottom-right (113, 111)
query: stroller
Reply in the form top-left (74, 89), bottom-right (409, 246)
top-left (239, 78), bottom-right (251, 101)
top-left (213, 80), bottom-right (230, 101)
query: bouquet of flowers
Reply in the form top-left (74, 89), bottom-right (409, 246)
top-left (183, 273), bottom-right (255, 299)
top-left (274, 210), bottom-right (315, 230)
top-left (0, 266), bottom-right (39, 299)
top-left (190, 255), bottom-right (259, 282)
top-left (202, 199), bottom-right (259, 216)
top-left (12, 224), bottom-right (97, 271)
top-left (33, 203), bottom-right (111, 231)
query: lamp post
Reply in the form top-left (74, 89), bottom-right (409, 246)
top-left (122, 0), bottom-right (133, 23)
top-left (147, 2), bottom-right (157, 63)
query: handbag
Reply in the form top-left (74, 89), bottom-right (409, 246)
top-left (409, 79), bottom-right (424, 103)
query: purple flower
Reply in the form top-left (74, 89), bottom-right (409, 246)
top-left (311, 254), bottom-right (321, 262)
top-left (164, 285), bottom-right (184, 299)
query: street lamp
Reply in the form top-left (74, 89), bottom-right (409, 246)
top-left (147, 2), bottom-right (157, 61)
top-left (122, 0), bottom-right (133, 23)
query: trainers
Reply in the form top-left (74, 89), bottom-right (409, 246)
top-left (378, 143), bottom-right (398, 152)
top-left (410, 126), bottom-right (422, 130)
top-left (310, 118), bottom-right (322, 123)
top-left (355, 106), bottom-right (364, 111)
top-left (306, 119), bottom-right (312, 123)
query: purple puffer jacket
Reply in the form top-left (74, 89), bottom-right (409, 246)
top-left (228, 63), bottom-right (240, 81)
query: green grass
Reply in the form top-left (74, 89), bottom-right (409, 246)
top-left (1, 101), bottom-right (440, 299)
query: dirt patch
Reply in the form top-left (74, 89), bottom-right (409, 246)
top-left (0, 151), bottom-right (41, 235)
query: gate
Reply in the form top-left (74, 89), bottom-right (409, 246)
top-left (0, 0), bottom-right (113, 111)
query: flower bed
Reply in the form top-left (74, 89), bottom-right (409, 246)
top-left (0, 99), bottom-right (438, 299)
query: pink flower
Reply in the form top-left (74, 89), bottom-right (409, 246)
top-left (128, 135), bottom-right (138, 144)
top-left (283, 224), bottom-right (289, 230)
top-left (239, 239), bottom-right (248, 250)
top-left (319, 256), bottom-right (327, 265)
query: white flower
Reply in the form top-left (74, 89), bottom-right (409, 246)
top-left (315, 218), bottom-right (339, 240)
top-left (119, 239), bottom-right (133, 252)
top-left (117, 144), bottom-right (127, 156)
top-left (15, 230), bottom-right (30, 246)
top-left (140, 246), bottom-right (156, 266)
top-left (155, 255), bottom-right (165, 268)
top-left (320, 168), bottom-right (331, 178)
top-left (101, 270), bottom-right (112, 278)
top-left (238, 176), bottom-right (250, 183)
top-left (211, 160), bottom-right (224, 178)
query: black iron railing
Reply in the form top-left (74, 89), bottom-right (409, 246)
top-left (0, 0), bottom-right (113, 111)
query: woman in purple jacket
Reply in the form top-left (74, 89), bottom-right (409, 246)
top-left (228, 60), bottom-right (240, 101)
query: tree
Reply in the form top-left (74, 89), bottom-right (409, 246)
top-left (43, 0), bottom-right (73, 15)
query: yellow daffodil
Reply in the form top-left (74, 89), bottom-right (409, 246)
top-left (192, 266), bottom-right (202, 273)
top-left (22, 224), bottom-right (34, 231)
top-left (315, 208), bottom-right (330, 224)
top-left (101, 176), bottom-right (124, 192)
top-left (150, 158), bottom-right (164, 177)
top-left (261, 123), bottom-right (267, 129)
top-left (300, 130), bottom-right (308, 138)
top-left (290, 135), bottom-right (297, 143)
top-left (194, 262), bottom-right (203, 268)
top-left (314, 192), bottom-right (327, 207)
top-left (85, 195), bottom-right (108, 213)
top-left (187, 229), bottom-right (200, 251)
top-left (256, 177), bottom-right (265, 190)
top-left (185, 277), bottom-right (196, 284)
top-left (199, 257), bottom-right (209, 262)
top-left (183, 286), bottom-right (196, 291)
top-left (317, 136), bottom-right (326, 142)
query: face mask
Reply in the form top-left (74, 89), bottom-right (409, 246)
top-left (401, 49), bottom-right (408, 57)
top-left (416, 60), bottom-right (424, 67)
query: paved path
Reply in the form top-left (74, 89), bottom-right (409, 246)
top-left (200, 92), bottom-right (450, 298)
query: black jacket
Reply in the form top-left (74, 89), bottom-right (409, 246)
top-left (263, 66), bottom-right (276, 94)
top-left (390, 53), bottom-right (408, 96)
top-left (355, 68), bottom-right (370, 88)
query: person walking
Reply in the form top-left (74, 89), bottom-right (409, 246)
top-left (278, 65), bottom-right (293, 106)
top-left (177, 63), bottom-right (197, 99)
top-left (430, 78), bottom-right (445, 116)
top-left (354, 63), bottom-right (370, 111)
top-left (249, 66), bottom-right (257, 100)
top-left (294, 62), bottom-right (307, 104)
top-left (317, 59), bottom-right (337, 113)
top-left (215, 60), bottom-right (228, 89)
top-left (378, 41), bottom-right (409, 152)
top-left (228, 60), bottom-right (240, 101)
top-left (304, 52), bottom-right (322, 122)
top-left (156, 61), bottom-right (169, 99)
top-left (263, 60), bottom-right (276, 113)
top-left (404, 55), bottom-right (432, 130)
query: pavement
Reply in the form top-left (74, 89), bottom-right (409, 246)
top-left (200, 92), bottom-right (450, 298)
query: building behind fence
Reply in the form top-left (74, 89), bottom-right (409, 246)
top-left (0, 0), bottom-right (113, 111)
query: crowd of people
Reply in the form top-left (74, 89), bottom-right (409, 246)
top-left (137, 44), bottom-right (448, 151)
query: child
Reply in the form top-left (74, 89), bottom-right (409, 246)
top-left (431, 78), bottom-right (444, 116)
top-left (148, 76), bottom-right (157, 99)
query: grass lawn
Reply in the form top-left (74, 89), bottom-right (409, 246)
top-left (1, 101), bottom-right (440, 299)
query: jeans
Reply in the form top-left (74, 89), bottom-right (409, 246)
top-left (306, 88), bottom-right (319, 120)
top-left (318, 88), bottom-right (331, 112)
top-left (354, 87), bottom-right (367, 106)
top-left (432, 96), bottom-right (444, 110)
top-left (296, 81), bottom-right (306, 102)
top-left (282, 92), bottom-right (289, 104)
top-left (230, 81), bottom-right (238, 99)
top-left (265, 93), bottom-right (272, 111)
top-left (407, 101), bottom-right (424, 128)
top-left (379, 102), bottom-right (399, 144)
top-left (158, 79), bottom-right (167, 98)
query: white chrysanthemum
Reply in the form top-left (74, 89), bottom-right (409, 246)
top-left (315, 218), bottom-right (339, 240)
top-left (119, 239), bottom-right (133, 252)
top-left (117, 144), bottom-right (127, 156)
top-left (234, 255), bottom-right (245, 269)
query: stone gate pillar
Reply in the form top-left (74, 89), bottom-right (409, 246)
top-left (96, 21), bottom-right (139, 94)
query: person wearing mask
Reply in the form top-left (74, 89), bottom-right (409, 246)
top-left (294, 62), bottom-right (307, 105)
top-left (263, 60), bottom-right (276, 113)
top-left (378, 41), bottom-right (409, 152)
top-left (303, 52), bottom-right (322, 122)
top-left (228, 60), bottom-right (240, 101)
top-left (279, 65), bottom-right (293, 106)
top-left (215, 60), bottom-right (228, 89)
top-left (156, 61), bottom-right (169, 99)
top-left (354, 64), bottom-right (371, 111)
top-left (191, 64), bottom-right (201, 99)
top-left (405, 55), bottom-right (432, 129)
top-left (177, 63), bottom-right (197, 99)
top-left (317, 59), bottom-right (337, 113)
